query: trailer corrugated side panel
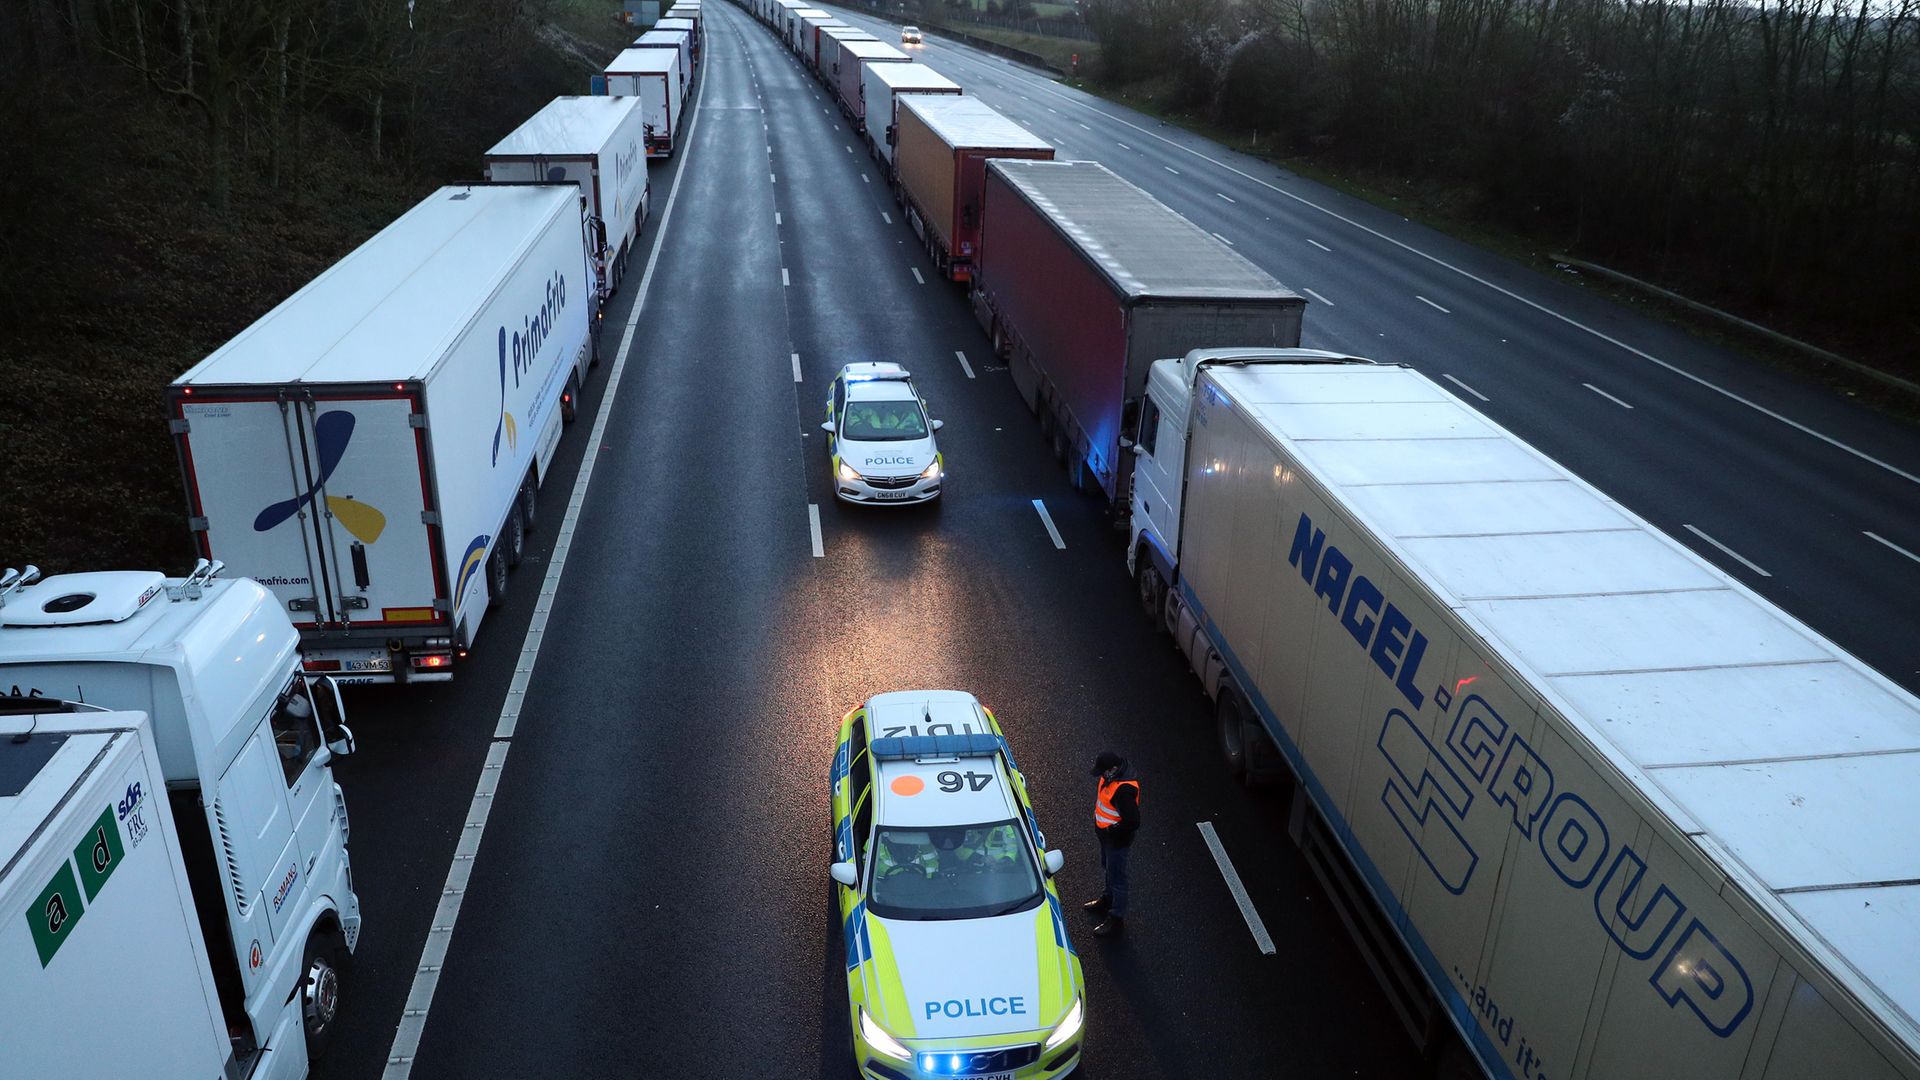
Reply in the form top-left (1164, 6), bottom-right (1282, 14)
top-left (1177, 363), bottom-right (1920, 1080)
top-left (894, 100), bottom-right (958, 254)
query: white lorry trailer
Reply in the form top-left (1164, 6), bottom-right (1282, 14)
top-left (862, 61), bottom-right (961, 170)
top-left (169, 184), bottom-right (594, 683)
top-left (631, 29), bottom-right (693, 100)
top-left (486, 95), bottom-right (652, 312)
top-left (0, 562), bottom-right (362, 1074)
top-left (1128, 350), bottom-right (1920, 1079)
top-left (599, 48), bottom-right (683, 158)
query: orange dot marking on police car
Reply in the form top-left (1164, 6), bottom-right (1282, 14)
top-left (891, 775), bottom-right (925, 796)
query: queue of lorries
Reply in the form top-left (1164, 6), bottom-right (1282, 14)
top-left (3, 0), bottom-right (1917, 1077)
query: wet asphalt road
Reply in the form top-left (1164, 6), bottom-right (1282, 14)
top-left (313, 4), bottom-right (1919, 1079)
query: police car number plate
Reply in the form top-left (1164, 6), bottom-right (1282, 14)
top-left (871, 490), bottom-right (912, 500)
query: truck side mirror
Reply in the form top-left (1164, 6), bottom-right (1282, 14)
top-left (1043, 849), bottom-right (1065, 876)
top-left (829, 861), bottom-right (859, 887)
top-left (307, 674), bottom-right (355, 756)
top-left (327, 724), bottom-right (358, 758)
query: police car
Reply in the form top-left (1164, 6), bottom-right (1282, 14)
top-left (821, 363), bottom-right (944, 504)
top-left (830, 691), bottom-right (1086, 1079)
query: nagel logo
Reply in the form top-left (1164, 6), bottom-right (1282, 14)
top-left (255, 410), bottom-right (387, 543)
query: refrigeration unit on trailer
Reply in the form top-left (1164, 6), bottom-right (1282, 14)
top-left (863, 61), bottom-right (960, 167)
top-left (974, 158), bottom-right (1302, 505)
top-left (894, 95), bottom-right (1052, 282)
top-left (168, 185), bottom-right (593, 683)
top-left (1128, 351), bottom-right (1920, 1080)
top-left (632, 29), bottom-right (693, 95)
top-left (0, 562), bottom-right (362, 1074)
top-left (655, 17), bottom-right (699, 64)
top-left (600, 47), bottom-right (682, 157)
top-left (485, 95), bottom-right (652, 313)
top-left (833, 40), bottom-right (909, 124)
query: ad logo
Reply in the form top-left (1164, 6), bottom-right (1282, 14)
top-left (494, 270), bottom-right (568, 467)
top-left (254, 410), bottom-right (387, 543)
top-left (453, 534), bottom-right (492, 615)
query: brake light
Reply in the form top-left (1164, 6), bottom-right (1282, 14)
top-left (410, 653), bottom-right (453, 670)
top-left (302, 659), bottom-right (342, 672)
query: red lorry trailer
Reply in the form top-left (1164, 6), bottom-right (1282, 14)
top-left (894, 95), bottom-right (1053, 283)
top-left (973, 158), bottom-right (1306, 504)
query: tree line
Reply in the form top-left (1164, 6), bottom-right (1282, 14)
top-left (1082, 0), bottom-right (1919, 364)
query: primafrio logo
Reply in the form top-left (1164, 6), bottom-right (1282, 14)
top-left (494, 270), bottom-right (569, 467)
top-left (254, 410), bottom-right (387, 543)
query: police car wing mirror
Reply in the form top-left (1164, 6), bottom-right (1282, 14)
top-left (327, 724), bottom-right (357, 758)
top-left (1043, 849), bottom-right (1065, 877)
top-left (820, 421), bottom-right (835, 433)
top-left (930, 419), bottom-right (944, 431)
top-left (829, 861), bottom-right (860, 887)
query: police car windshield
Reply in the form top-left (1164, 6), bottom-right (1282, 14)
top-left (842, 399), bottom-right (928, 441)
top-left (868, 820), bottom-right (1042, 921)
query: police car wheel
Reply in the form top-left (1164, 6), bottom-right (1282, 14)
top-left (300, 929), bottom-right (345, 1058)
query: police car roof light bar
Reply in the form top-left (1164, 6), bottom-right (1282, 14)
top-left (870, 733), bottom-right (1004, 762)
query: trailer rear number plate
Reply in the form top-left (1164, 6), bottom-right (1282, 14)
top-left (344, 658), bottom-right (392, 672)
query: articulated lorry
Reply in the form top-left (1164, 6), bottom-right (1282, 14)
top-left (863, 62), bottom-right (961, 171)
top-left (632, 28), bottom-right (693, 97)
top-left (833, 40), bottom-right (910, 126)
top-left (973, 159), bottom-right (1304, 504)
top-left (598, 48), bottom-right (684, 157)
top-left (486, 95), bottom-right (653, 313)
top-left (820, 26), bottom-right (878, 88)
top-left (169, 184), bottom-right (593, 683)
top-left (894, 95), bottom-right (1053, 283)
top-left (0, 562), bottom-right (362, 1076)
top-left (1128, 350), bottom-right (1920, 1079)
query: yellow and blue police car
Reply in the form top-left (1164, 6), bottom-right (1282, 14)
top-left (830, 690), bottom-right (1086, 1079)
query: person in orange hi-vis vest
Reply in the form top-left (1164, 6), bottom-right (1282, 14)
top-left (1083, 750), bottom-right (1140, 937)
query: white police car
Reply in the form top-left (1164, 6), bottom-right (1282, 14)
top-left (830, 691), bottom-right (1086, 1079)
top-left (822, 363), bottom-right (944, 504)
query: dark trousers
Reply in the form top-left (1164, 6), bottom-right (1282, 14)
top-left (1097, 833), bottom-right (1131, 917)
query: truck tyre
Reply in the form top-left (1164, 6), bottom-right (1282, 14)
top-left (1218, 690), bottom-right (1249, 780)
top-left (519, 476), bottom-right (539, 533)
top-left (300, 928), bottom-right (345, 1060)
top-left (1137, 560), bottom-right (1165, 626)
top-left (561, 373), bottom-right (580, 425)
top-left (505, 504), bottom-right (526, 568)
top-left (487, 542), bottom-right (509, 608)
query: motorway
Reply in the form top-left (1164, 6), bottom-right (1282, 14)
top-left (314, 3), bottom-right (1920, 1079)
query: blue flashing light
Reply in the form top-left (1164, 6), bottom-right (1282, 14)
top-left (950, 1054), bottom-right (963, 1071)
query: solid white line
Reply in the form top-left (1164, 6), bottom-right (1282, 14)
top-left (1416, 295), bottom-right (1451, 314)
top-left (1302, 288), bottom-right (1334, 307)
top-left (1216, 192), bottom-right (1235, 203)
top-left (1305, 238), bottom-right (1332, 252)
top-left (911, 267), bottom-right (925, 285)
top-left (1032, 499), bottom-right (1065, 549)
top-left (955, 350), bottom-right (975, 379)
top-left (782, 268), bottom-right (791, 287)
top-left (808, 504), bottom-right (825, 557)
top-left (1682, 524), bottom-right (1772, 577)
top-left (791, 352), bottom-right (803, 382)
top-left (1116, 141), bottom-right (1131, 150)
top-left (1164, 165), bottom-right (1181, 175)
top-left (881, 211), bottom-right (892, 224)
top-left (1211, 232), bottom-right (1234, 247)
top-left (1583, 383), bottom-right (1634, 410)
top-left (1864, 531), bottom-right (1920, 565)
top-left (1196, 821), bottom-right (1276, 956)
top-left (382, 45), bottom-right (712, 1080)
top-left (1441, 374), bottom-right (1489, 402)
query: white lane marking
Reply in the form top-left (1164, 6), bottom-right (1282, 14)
top-left (846, 144), bottom-right (853, 152)
top-left (1032, 499), bottom-right (1066, 549)
top-left (911, 267), bottom-right (925, 284)
top-left (770, 172), bottom-right (777, 183)
top-left (1216, 192), bottom-right (1235, 203)
top-left (774, 211), bottom-right (782, 225)
top-left (1078, 122), bottom-right (1090, 130)
top-left (861, 173), bottom-right (871, 183)
top-left (1441, 374), bottom-right (1489, 402)
top-left (792, 352), bottom-right (803, 382)
top-left (782, 268), bottom-right (791, 287)
top-left (1047, 106), bottom-right (1057, 113)
top-left (1211, 232), bottom-right (1235, 247)
top-left (382, 50), bottom-right (711, 1080)
top-left (1305, 238), bottom-right (1332, 252)
top-left (1303, 288), bottom-right (1334, 307)
top-left (1196, 821), bottom-right (1276, 956)
top-left (1117, 141), bottom-right (1131, 150)
top-left (1682, 524), bottom-right (1772, 577)
top-left (955, 350), bottom-right (975, 379)
top-left (1164, 165), bottom-right (1181, 175)
top-left (1864, 531), bottom-right (1920, 565)
top-left (1583, 383), bottom-right (1634, 410)
top-left (882, 211), bottom-right (892, 224)
top-left (809, 504), bottom-right (825, 557)
top-left (1416, 295), bottom-right (1451, 314)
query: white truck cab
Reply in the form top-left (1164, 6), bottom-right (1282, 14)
top-left (0, 561), bottom-right (362, 1071)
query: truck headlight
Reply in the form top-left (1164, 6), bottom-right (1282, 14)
top-left (838, 462), bottom-right (863, 483)
top-left (859, 1009), bottom-right (912, 1060)
top-left (920, 459), bottom-right (942, 480)
top-left (1042, 998), bottom-right (1083, 1051)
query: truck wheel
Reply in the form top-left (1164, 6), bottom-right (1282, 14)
top-left (300, 928), bottom-right (345, 1060)
top-left (1218, 691), bottom-right (1249, 780)
top-left (561, 373), bottom-right (580, 425)
top-left (487, 542), bottom-right (509, 608)
top-left (519, 476), bottom-right (539, 533)
top-left (505, 504), bottom-right (526, 568)
top-left (1137, 561), bottom-right (1165, 625)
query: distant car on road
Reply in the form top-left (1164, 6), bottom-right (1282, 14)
top-left (822, 362), bottom-right (945, 504)
top-left (830, 690), bottom-right (1086, 1079)
top-left (901, 25), bottom-right (923, 44)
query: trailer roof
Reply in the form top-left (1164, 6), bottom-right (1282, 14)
top-left (605, 47), bottom-right (678, 74)
top-left (485, 95), bottom-right (643, 159)
top-left (0, 710), bottom-right (123, 864)
top-left (633, 29), bottom-right (690, 49)
top-left (900, 95), bottom-right (1050, 153)
top-left (840, 41), bottom-right (910, 61)
top-left (1209, 359), bottom-right (1920, 1049)
top-left (175, 185), bottom-right (576, 386)
top-left (823, 26), bottom-right (877, 40)
top-left (869, 63), bottom-right (961, 92)
top-left (989, 159), bottom-right (1296, 302)
top-left (654, 17), bottom-right (695, 29)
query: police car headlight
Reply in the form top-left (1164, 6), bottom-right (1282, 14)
top-left (1042, 997), bottom-right (1083, 1052)
top-left (859, 1009), bottom-right (912, 1061)
top-left (838, 462), bottom-right (863, 483)
top-left (919, 460), bottom-right (942, 480)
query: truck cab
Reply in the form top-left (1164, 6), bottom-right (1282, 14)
top-left (0, 561), bottom-right (361, 1072)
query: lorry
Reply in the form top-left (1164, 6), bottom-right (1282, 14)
top-left (599, 47), bottom-right (683, 157)
top-left (1128, 351), bottom-right (1920, 1080)
top-left (632, 28), bottom-right (693, 96)
top-left (819, 26), bottom-right (878, 88)
top-left (665, 1), bottom-right (702, 38)
top-left (894, 95), bottom-right (1053, 286)
top-left (168, 184), bottom-right (594, 683)
top-left (973, 158), bottom-right (1304, 504)
top-left (485, 95), bottom-right (652, 311)
top-left (789, 6), bottom-right (830, 51)
top-left (863, 61), bottom-right (961, 170)
top-left (833, 40), bottom-right (910, 125)
top-left (799, 12), bottom-right (841, 69)
top-left (655, 16), bottom-right (699, 65)
top-left (0, 561), bottom-right (362, 1075)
